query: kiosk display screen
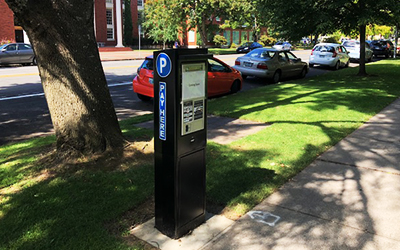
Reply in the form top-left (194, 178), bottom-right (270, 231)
top-left (181, 63), bottom-right (206, 136)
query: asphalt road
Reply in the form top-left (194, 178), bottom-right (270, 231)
top-left (0, 50), bottom-right (357, 145)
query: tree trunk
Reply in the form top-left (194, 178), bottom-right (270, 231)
top-left (394, 24), bottom-right (399, 59)
top-left (5, 0), bottom-right (124, 155)
top-left (357, 24), bottom-right (367, 76)
top-left (199, 16), bottom-right (208, 48)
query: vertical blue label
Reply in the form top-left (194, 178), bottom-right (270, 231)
top-left (159, 82), bottom-right (166, 141)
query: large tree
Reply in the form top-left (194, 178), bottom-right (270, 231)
top-left (5, 0), bottom-right (124, 155)
top-left (259, 0), bottom-right (395, 76)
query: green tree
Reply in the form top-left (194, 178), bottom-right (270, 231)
top-left (257, 0), bottom-right (336, 43)
top-left (5, 0), bottom-right (124, 156)
top-left (330, 0), bottom-right (393, 76)
top-left (143, 0), bottom-right (184, 49)
top-left (258, 0), bottom-right (396, 76)
top-left (124, 0), bottom-right (134, 45)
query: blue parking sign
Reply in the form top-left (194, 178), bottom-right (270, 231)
top-left (156, 53), bottom-right (172, 78)
top-left (159, 82), bottom-right (166, 140)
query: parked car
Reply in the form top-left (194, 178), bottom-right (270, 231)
top-left (0, 43), bottom-right (36, 66)
top-left (309, 43), bottom-right (350, 70)
top-left (236, 42), bottom-right (263, 53)
top-left (272, 41), bottom-right (292, 51)
top-left (233, 48), bottom-right (308, 83)
top-left (369, 40), bottom-right (394, 58)
top-left (342, 40), bottom-right (373, 62)
top-left (133, 55), bottom-right (243, 101)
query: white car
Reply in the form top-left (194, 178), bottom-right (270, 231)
top-left (272, 42), bottom-right (292, 51)
top-left (342, 40), bottom-right (373, 62)
top-left (309, 43), bottom-right (350, 70)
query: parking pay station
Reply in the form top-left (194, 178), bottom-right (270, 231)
top-left (154, 48), bottom-right (211, 239)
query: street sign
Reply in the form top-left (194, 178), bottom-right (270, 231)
top-left (156, 53), bottom-right (172, 78)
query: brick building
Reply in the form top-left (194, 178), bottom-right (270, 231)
top-left (0, 0), bottom-right (139, 47)
top-left (0, 0), bottom-right (267, 48)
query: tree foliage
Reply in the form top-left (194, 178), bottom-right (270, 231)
top-left (143, 0), bottom-right (185, 49)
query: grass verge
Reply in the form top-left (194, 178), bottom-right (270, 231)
top-left (1, 59), bottom-right (399, 249)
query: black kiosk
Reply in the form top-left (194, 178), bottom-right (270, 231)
top-left (153, 48), bottom-right (211, 239)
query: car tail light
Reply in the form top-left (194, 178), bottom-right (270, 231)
top-left (235, 60), bottom-right (240, 65)
top-left (332, 51), bottom-right (337, 57)
top-left (257, 63), bottom-right (268, 69)
top-left (311, 49), bottom-right (314, 55)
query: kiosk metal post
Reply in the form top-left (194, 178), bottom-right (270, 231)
top-left (153, 49), bottom-right (211, 239)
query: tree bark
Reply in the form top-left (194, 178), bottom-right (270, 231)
top-left (357, 24), bottom-right (367, 76)
top-left (199, 16), bottom-right (208, 48)
top-left (5, 0), bottom-right (124, 154)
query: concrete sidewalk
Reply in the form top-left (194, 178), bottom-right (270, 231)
top-left (201, 98), bottom-right (400, 250)
top-left (132, 98), bottom-right (400, 249)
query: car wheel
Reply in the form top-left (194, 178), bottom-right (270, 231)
top-left (230, 80), bottom-right (241, 93)
top-left (137, 93), bottom-right (152, 102)
top-left (309, 63), bottom-right (314, 68)
top-left (32, 57), bottom-right (37, 65)
top-left (345, 60), bottom-right (349, 68)
top-left (299, 67), bottom-right (307, 78)
top-left (242, 75), bottom-right (248, 80)
top-left (333, 61), bottom-right (340, 70)
top-left (385, 53), bottom-right (389, 58)
top-left (271, 70), bottom-right (281, 84)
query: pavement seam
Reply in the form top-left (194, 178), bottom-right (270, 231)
top-left (316, 158), bottom-right (400, 176)
top-left (264, 202), bottom-right (400, 243)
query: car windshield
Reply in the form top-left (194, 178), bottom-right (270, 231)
top-left (371, 41), bottom-right (387, 46)
top-left (275, 42), bottom-right (283, 45)
top-left (246, 49), bottom-right (274, 59)
top-left (242, 42), bottom-right (252, 47)
top-left (314, 45), bottom-right (335, 53)
top-left (0, 44), bottom-right (8, 50)
top-left (343, 41), bottom-right (359, 47)
top-left (141, 59), bottom-right (153, 70)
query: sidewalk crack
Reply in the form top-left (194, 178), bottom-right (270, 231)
top-left (316, 158), bottom-right (400, 176)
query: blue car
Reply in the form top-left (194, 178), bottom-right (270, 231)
top-left (236, 42), bottom-right (263, 53)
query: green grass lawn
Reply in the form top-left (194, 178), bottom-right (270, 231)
top-left (1, 59), bottom-right (399, 249)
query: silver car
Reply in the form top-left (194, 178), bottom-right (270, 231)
top-left (342, 40), bottom-right (373, 62)
top-left (233, 48), bottom-right (308, 83)
top-left (0, 43), bottom-right (36, 66)
top-left (309, 43), bottom-right (350, 70)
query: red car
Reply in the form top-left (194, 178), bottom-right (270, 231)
top-left (133, 55), bottom-right (243, 101)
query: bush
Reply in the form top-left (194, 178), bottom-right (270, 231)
top-left (230, 43), bottom-right (238, 49)
top-left (0, 38), bottom-right (15, 45)
top-left (213, 35), bottom-right (228, 47)
top-left (259, 35), bottom-right (276, 46)
top-left (322, 35), bottom-right (341, 44)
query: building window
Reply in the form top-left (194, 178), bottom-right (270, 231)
top-left (233, 31), bottom-right (240, 45)
top-left (107, 28), bottom-right (114, 40)
top-left (138, 0), bottom-right (143, 6)
top-left (106, 0), bottom-right (113, 3)
top-left (223, 30), bottom-right (231, 45)
top-left (106, 10), bottom-right (113, 25)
